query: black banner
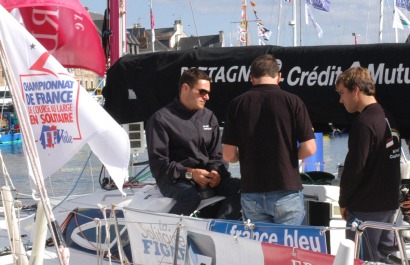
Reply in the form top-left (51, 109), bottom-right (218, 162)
top-left (103, 44), bottom-right (410, 137)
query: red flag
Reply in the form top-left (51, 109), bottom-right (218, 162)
top-left (0, 0), bottom-right (106, 77)
top-left (0, 4), bottom-right (130, 193)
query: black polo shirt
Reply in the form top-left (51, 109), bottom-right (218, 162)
top-left (222, 84), bottom-right (315, 193)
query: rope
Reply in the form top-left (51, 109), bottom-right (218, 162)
top-left (52, 151), bottom-right (93, 210)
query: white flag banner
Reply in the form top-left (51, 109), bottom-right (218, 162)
top-left (393, 6), bottom-right (410, 30)
top-left (306, 4), bottom-right (324, 38)
top-left (0, 5), bottom-right (130, 195)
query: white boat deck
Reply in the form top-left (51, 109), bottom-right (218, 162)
top-left (1, 184), bottom-right (410, 264)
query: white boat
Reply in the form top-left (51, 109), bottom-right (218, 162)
top-left (3, 171), bottom-right (410, 264)
top-left (1, 1), bottom-right (410, 265)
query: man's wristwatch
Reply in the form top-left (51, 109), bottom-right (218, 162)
top-left (185, 168), bottom-right (193, 180)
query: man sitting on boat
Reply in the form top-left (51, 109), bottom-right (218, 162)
top-left (146, 68), bottom-right (241, 219)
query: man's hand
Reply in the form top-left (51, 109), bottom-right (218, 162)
top-left (207, 170), bottom-right (221, 188)
top-left (192, 168), bottom-right (211, 187)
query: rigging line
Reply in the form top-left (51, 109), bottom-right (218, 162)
top-left (0, 150), bottom-right (15, 190)
top-left (52, 151), bottom-right (93, 210)
top-left (187, 0), bottom-right (201, 47)
top-left (87, 148), bottom-right (96, 194)
top-left (340, 1), bottom-right (350, 44)
top-left (380, 0), bottom-right (384, 43)
top-left (267, 0), bottom-right (275, 33)
top-left (366, 0), bottom-right (372, 43)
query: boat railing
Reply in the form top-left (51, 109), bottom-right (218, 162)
top-left (353, 220), bottom-right (410, 265)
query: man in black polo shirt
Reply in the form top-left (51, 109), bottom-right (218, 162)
top-left (222, 54), bottom-right (316, 225)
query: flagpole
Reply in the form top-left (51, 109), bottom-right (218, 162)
top-left (109, 0), bottom-right (127, 66)
top-left (379, 0), bottom-right (383, 43)
top-left (121, 0), bottom-right (127, 56)
top-left (291, 0), bottom-right (297, 46)
top-left (245, 0), bottom-right (248, 46)
top-left (299, 0), bottom-right (302, 46)
top-left (150, 0), bottom-right (155, 52)
top-left (394, 4), bottom-right (398, 43)
top-left (276, 0), bottom-right (282, 45)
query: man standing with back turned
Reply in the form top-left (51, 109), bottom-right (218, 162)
top-left (222, 54), bottom-right (316, 225)
top-left (335, 67), bottom-right (400, 262)
top-left (146, 68), bottom-right (241, 220)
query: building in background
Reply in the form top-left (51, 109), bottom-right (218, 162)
top-left (127, 19), bottom-right (225, 53)
top-left (0, 9), bottom-right (224, 91)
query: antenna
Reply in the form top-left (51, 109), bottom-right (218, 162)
top-left (187, 0), bottom-right (201, 46)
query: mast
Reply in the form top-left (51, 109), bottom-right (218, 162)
top-left (288, 0), bottom-right (297, 46)
top-left (394, 4), bottom-right (399, 43)
top-left (299, 0), bottom-right (302, 46)
top-left (379, 0), bottom-right (383, 43)
top-left (276, 0), bottom-right (282, 45)
top-left (109, 0), bottom-right (127, 66)
top-left (242, 0), bottom-right (249, 46)
top-left (150, 0), bottom-right (155, 52)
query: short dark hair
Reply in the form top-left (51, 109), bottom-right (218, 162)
top-left (336, 67), bottom-right (375, 96)
top-left (178, 68), bottom-right (211, 94)
top-left (250, 54), bottom-right (279, 78)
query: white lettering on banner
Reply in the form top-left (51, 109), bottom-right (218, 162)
top-left (32, 8), bottom-right (59, 30)
top-left (284, 230), bottom-right (321, 252)
top-left (391, 148), bottom-right (401, 159)
top-left (368, 63), bottom-right (410, 85)
top-left (73, 13), bottom-right (85, 31)
top-left (181, 61), bottom-right (410, 87)
top-left (229, 225), bottom-right (278, 243)
top-left (181, 66), bottom-right (250, 83)
top-left (229, 225), bottom-right (322, 252)
top-left (31, 8), bottom-right (59, 52)
top-left (287, 66), bottom-right (342, 87)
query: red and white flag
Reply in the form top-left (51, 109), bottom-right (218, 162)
top-left (150, 7), bottom-right (155, 29)
top-left (0, 0), bottom-right (106, 77)
top-left (0, 4), bottom-right (130, 194)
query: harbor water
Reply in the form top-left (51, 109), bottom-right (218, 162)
top-left (0, 134), bottom-right (409, 203)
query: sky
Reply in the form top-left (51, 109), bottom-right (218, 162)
top-left (79, 0), bottom-right (410, 47)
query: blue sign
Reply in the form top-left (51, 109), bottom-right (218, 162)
top-left (209, 220), bottom-right (327, 253)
